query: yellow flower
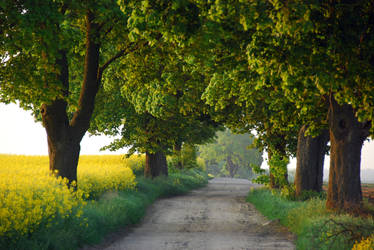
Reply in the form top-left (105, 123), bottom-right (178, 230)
top-left (352, 234), bottom-right (374, 250)
top-left (0, 154), bottom-right (137, 238)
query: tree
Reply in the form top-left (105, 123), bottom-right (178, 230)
top-left (90, 85), bottom-right (176, 178)
top-left (89, 39), bottom-right (221, 178)
top-left (200, 1), bottom-right (374, 210)
top-left (232, 1), bottom-right (331, 194)
top-left (0, 0), bottom-right (140, 185)
top-left (96, 0), bottom-right (223, 177)
top-left (91, 82), bottom-right (220, 178)
top-left (251, 0), bottom-right (374, 210)
top-left (198, 1), bottom-right (374, 212)
top-left (199, 129), bottom-right (263, 179)
top-left (193, 1), bottom-right (301, 188)
top-left (295, 125), bottom-right (329, 196)
top-left (185, 1), bottom-right (334, 195)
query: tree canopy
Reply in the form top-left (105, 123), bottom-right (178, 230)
top-left (2, 0), bottom-right (374, 212)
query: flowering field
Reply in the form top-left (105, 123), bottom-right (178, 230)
top-left (0, 154), bottom-right (143, 239)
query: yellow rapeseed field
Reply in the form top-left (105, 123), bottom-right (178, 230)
top-left (0, 154), bottom-right (143, 238)
top-left (352, 234), bottom-right (374, 250)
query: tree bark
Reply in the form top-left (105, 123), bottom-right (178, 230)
top-left (41, 99), bottom-right (81, 185)
top-left (145, 151), bottom-right (169, 178)
top-left (40, 12), bottom-right (139, 186)
top-left (295, 125), bottom-right (329, 197)
top-left (41, 12), bottom-right (102, 186)
top-left (326, 95), bottom-right (370, 212)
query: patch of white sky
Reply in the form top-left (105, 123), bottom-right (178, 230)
top-left (1, 102), bottom-right (373, 169)
top-left (0, 103), bottom-right (128, 155)
top-left (260, 141), bottom-right (374, 170)
top-left (255, 130), bottom-right (374, 171)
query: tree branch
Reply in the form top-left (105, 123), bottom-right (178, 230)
top-left (69, 11), bottom-right (101, 140)
top-left (98, 40), bottom-right (147, 77)
top-left (98, 49), bottom-right (126, 74)
top-left (103, 25), bottom-right (114, 38)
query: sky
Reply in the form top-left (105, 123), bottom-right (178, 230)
top-left (0, 103), bottom-right (128, 155)
top-left (0, 103), bottom-right (374, 169)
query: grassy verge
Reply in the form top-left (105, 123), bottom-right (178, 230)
top-left (247, 188), bottom-right (374, 250)
top-left (1, 169), bottom-right (208, 250)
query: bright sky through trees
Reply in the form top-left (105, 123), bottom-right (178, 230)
top-left (0, 103), bottom-right (127, 155)
top-left (1, 102), bottom-right (374, 170)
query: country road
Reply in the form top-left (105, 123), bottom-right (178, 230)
top-left (86, 178), bottom-right (295, 250)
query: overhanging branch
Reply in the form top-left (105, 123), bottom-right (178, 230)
top-left (98, 40), bottom-right (147, 78)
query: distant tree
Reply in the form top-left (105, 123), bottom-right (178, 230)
top-left (199, 129), bottom-right (262, 179)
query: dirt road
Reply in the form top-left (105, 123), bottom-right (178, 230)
top-left (91, 178), bottom-right (295, 250)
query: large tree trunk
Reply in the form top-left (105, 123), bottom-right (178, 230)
top-left (41, 12), bottom-right (102, 186)
top-left (295, 125), bottom-right (329, 197)
top-left (47, 135), bottom-right (81, 184)
top-left (326, 95), bottom-right (370, 212)
top-left (41, 100), bottom-right (81, 185)
top-left (145, 151), bottom-right (169, 178)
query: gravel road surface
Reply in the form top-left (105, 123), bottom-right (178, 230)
top-left (86, 178), bottom-right (295, 250)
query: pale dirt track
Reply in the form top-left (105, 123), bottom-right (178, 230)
top-left (86, 178), bottom-right (295, 250)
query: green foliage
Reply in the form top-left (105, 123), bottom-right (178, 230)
top-left (269, 153), bottom-right (289, 188)
top-left (196, 157), bottom-right (206, 171)
top-left (168, 144), bottom-right (203, 172)
top-left (297, 189), bottom-right (327, 202)
top-left (180, 144), bottom-right (199, 169)
top-left (252, 164), bottom-right (269, 185)
top-left (0, 169), bottom-right (208, 250)
top-left (120, 0), bottom-right (201, 46)
top-left (305, 217), bottom-right (374, 250)
top-left (252, 152), bottom-right (289, 188)
top-left (279, 184), bottom-right (296, 201)
top-left (247, 188), bottom-right (301, 224)
top-left (0, 0), bottom-right (130, 113)
top-left (194, 0), bottom-right (302, 158)
top-left (89, 23), bottom-right (221, 157)
top-left (244, 0), bottom-right (374, 134)
top-left (247, 188), bottom-right (374, 250)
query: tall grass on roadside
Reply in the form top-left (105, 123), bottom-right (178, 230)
top-left (247, 188), bottom-right (374, 250)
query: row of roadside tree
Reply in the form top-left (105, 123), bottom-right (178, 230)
top-left (1, 0), bottom-right (374, 213)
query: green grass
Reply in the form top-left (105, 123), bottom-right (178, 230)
top-left (247, 188), bottom-right (374, 250)
top-left (0, 169), bottom-right (208, 250)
